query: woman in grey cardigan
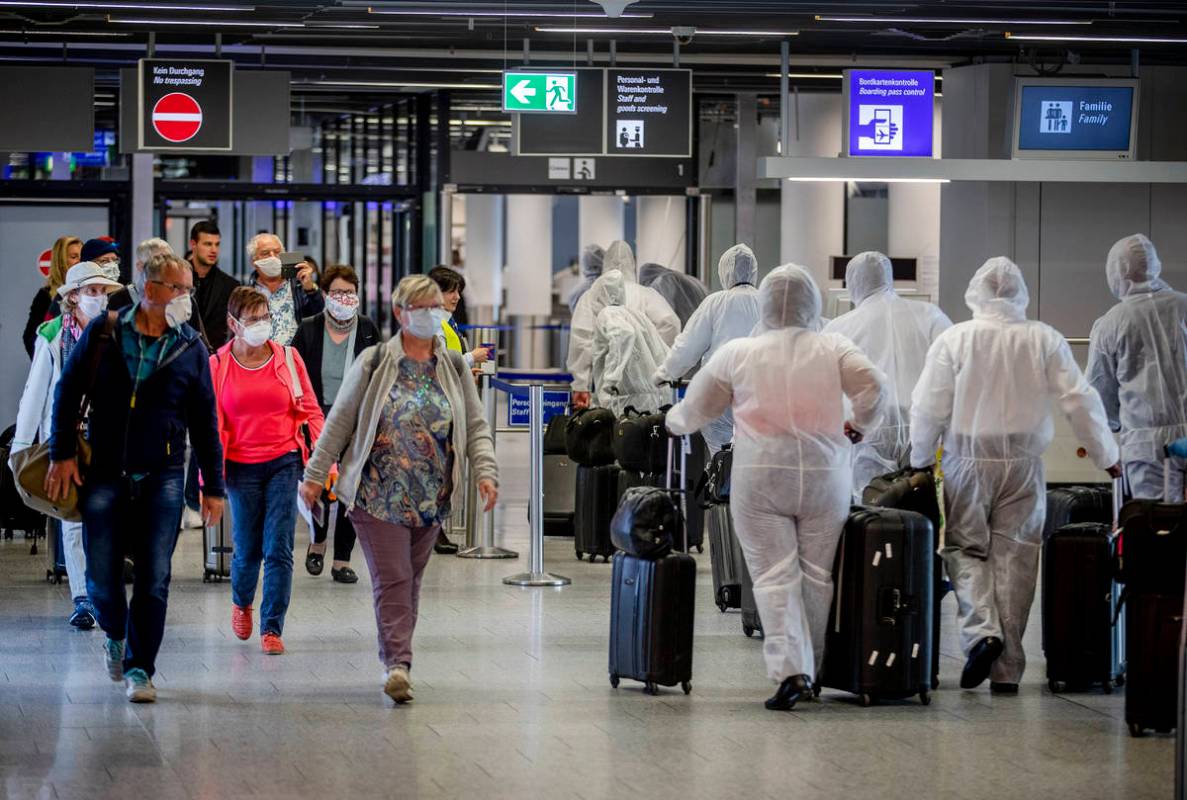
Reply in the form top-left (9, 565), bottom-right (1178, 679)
top-left (300, 275), bottom-right (499, 704)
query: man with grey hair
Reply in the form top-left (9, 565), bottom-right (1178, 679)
top-left (246, 232), bottom-right (323, 346)
top-left (110, 237), bottom-right (173, 310)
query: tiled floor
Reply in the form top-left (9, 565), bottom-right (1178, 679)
top-left (0, 433), bottom-right (1174, 800)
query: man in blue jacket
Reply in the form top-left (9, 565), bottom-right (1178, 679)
top-left (45, 253), bottom-right (225, 704)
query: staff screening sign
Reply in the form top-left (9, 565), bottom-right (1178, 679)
top-left (138, 59), bottom-right (233, 152)
top-left (502, 71), bottom-right (576, 113)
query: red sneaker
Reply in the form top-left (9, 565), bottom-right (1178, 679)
top-left (231, 604), bottom-right (252, 641)
top-left (261, 632), bottom-right (285, 655)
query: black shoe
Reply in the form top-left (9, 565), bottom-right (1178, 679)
top-left (434, 531), bottom-right (459, 555)
top-left (331, 566), bottom-right (359, 584)
top-left (765, 674), bottom-right (811, 711)
top-left (123, 558), bottom-right (135, 585)
top-left (960, 636), bottom-right (1004, 689)
top-left (990, 681), bottom-right (1019, 695)
top-left (305, 546), bottom-right (325, 576)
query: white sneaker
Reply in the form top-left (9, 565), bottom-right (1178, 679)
top-left (383, 666), bottom-right (413, 704)
top-left (181, 507), bottom-right (205, 529)
top-left (124, 668), bottom-right (157, 703)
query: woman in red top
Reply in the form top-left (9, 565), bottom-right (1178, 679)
top-left (211, 287), bottom-right (324, 655)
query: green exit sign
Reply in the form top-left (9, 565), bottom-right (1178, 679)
top-left (502, 71), bottom-right (577, 113)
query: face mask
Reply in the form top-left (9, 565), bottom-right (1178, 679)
top-left (77, 293), bottom-right (108, 322)
top-left (400, 307), bottom-right (441, 340)
top-left (431, 308), bottom-right (452, 326)
top-left (100, 260), bottom-right (120, 281)
top-left (165, 294), bottom-right (192, 330)
top-left (255, 256), bottom-right (283, 278)
top-left (326, 294), bottom-right (359, 322)
top-left (132, 268), bottom-right (147, 296)
top-left (237, 319), bottom-right (272, 347)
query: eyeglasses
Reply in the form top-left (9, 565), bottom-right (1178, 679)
top-left (237, 313), bottom-right (272, 326)
top-left (149, 279), bottom-right (195, 298)
top-left (399, 303), bottom-right (443, 312)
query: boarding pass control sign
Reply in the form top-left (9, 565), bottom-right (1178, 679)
top-left (844, 69), bottom-right (935, 158)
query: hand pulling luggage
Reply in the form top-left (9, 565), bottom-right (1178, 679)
top-left (613, 407), bottom-right (669, 474)
top-left (203, 505), bottom-right (233, 582)
top-left (575, 464), bottom-right (619, 562)
top-left (565, 408), bottom-right (617, 467)
top-left (608, 550), bottom-right (696, 695)
top-left (820, 506), bottom-right (935, 706)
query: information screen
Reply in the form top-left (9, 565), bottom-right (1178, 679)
top-left (1015, 83), bottom-right (1136, 156)
top-left (604, 68), bottom-right (691, 157)
top-left (844, 69), bottom-right (935, 158)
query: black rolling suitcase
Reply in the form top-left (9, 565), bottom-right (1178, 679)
top-left (44, 518), bottom-right (67, 584)
top-left (575, 463), bottom-right (619, 562)
top-left (708, 504), bottom-right (747, 612)
top-left (1043, 484), bottom-right (1111, 540)
top-left (820, 506), bottom-right (935, 706)
top-left (740, 561), bottom-right (763, 639)
top-left (543, 414), bottom-right (576, 537)
top-left (608, 438), bottom-right (695, 695)
top-left (861, 467), bottom-right (945, 688)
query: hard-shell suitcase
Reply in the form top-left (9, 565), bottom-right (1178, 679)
top-left (672, 433), bottom-right (705, 553)
top-left (543, 453), bottom-right (577, 536)
top-left (203, 505), bottom-right (233, 582)
top-left (44, 517), bottom-right (67, 584)
top-left (1043, 484), bottom-right (1112, 541)
top-left (820, 506), bottom-right (935, 706)
top-left (708, 503), bottom-right (746, 612)
top-left (608, 550), bottom-right (696, 695)
top-left (1126, 592), bottom-right (1183, 736)
top-left (1041, 521), bottom-right (1120, 692)
top-left (575, 463), bottom-right (619, 562)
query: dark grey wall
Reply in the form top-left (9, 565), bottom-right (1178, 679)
top-left (0, 67), bottom-right (94, 152)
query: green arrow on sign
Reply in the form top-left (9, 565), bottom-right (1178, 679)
top-left (503, 72), bottom-right (576, 113)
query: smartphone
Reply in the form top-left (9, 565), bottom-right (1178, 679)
top-left (280, 251), bottom-right (304, 280)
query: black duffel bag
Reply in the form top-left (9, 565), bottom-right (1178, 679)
top-left (613, 406), bottom-right (669, 474)
top-left (611, 486), bottom-right (679, 559)
top-left (543, 413), bottom-right (570, 456)
top-left (565, 407), bottom-right (617, 466)
top-left (699, 444), bottom-right (733, 507)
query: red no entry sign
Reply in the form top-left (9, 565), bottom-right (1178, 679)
top-left (37, 248), bottom-right (52, 277)
top-left (151, 92), bottom-right (203, 143)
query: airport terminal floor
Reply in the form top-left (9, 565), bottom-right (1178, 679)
top-left (0, 434), bottom-right (1171, 800)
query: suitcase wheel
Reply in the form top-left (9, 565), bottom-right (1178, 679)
top-left (743, 625), bottom-right (755, 638)
top-left (1048, 679), bottom-right (1062, 694)
top-left (1102, 680), bottom-right (1113, 695)
top-left (860, 693), bottom-right (875, 708)
top-left (716, 600), bottom-right (729, 613)
top-left (681, 681), bottom-right (691, 695)
top-left (1114, 673), bottom-right (1126, 688)
top-left (696, 545), bottom-right (704, 554)
top-left (812, 683), bottom-right (821, 698)
top-left (588, 553), bottom-right (597, 563)
top-left (645, 682), bottom-right (658, 696)
top-left (604, 554), bottom-right (613, 563)
top-left (919, 690), bottom-right (930, 706)
top-left (575, 550), bottom-right (583, 561)
top-left (610, 674), bottom-right (620, 689)
top-left (1128, 723), bottom-right (1146, 738)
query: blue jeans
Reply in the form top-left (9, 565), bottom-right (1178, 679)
top-left (226, 451), bottom-right (302, 636)
top-left (81, 468), bottom-right (185, 678)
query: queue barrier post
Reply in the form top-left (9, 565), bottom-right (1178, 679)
top-left (458, 371), bottom-right (519, 560)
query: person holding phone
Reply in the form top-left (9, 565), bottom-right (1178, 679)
top-left (245, 233), bottom-right (324, 346)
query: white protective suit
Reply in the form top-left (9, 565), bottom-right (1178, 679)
top-left (824, 251), bottom-right (952, 493)
top-left (1087, 234), bottom-right (1187, 500)
top-left (910, 257), bottom-right (1119, 685)
top-left (654, 244), bottom-right (762, 452)
top-left (590, 271), bottom-right (671, 416)
top-left (568, 240), bottom-right (681, 393)
top-left (667, 264), bottom-right (887, 683)
top-left (565, 244), bottom-right (604, 313)
top-left (638, 262), bottom-right (709, 327)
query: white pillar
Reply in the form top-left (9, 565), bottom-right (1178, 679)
top-left (463, 194), bottom-right (504, 317)
top-left (779, 93), bottom-right (844, 288)
top-left (130, 153), bottom-right (155, 250)
top-left (505, 195), bottom-right (554, 316)
top-left (635, 196), bottom-right (687, 270)
top-left (578, 194), bottom-right (624, 250)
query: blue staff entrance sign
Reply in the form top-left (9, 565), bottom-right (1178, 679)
top-left (508, 391), bottom-right (570, 427)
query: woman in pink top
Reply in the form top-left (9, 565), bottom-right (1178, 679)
top-left (211, 287), bottom-right (324, 655)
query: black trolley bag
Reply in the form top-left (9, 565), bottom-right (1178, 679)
top-left (1116, 454), bottom-right (1187, 737)
top-left (574, 463), bottom-right (619, 562)
top-left (861, 467), bottom-right (946, 688)
top-left (702, 446), bottom-right (744, 612)
top-left (1040, 479), bottom-right (1124, 693)
top-left (608, 435), bottom-right (696, 696)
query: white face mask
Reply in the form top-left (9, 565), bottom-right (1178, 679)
top-left (99, 260), bottom-right (120, 281)
top-left (400, 307), bottom-right (440, 340)
top-left (255, 256), bottom-right (283, 278)
top-left (237, 318), bottom-right (272, 347)
top-left (77, 293), bottom-right (108, 322)
top-left (325, 294), bottom-right (359, 322)
top-left (165, 294), bottom-right (192, 329)
top-left (132, 268), bottom-right (147, 296)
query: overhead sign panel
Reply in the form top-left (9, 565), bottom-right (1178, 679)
top-left (516, 68), bottom-right (604, 155)
top-left (605, 68), bottom-right (692, 158)
top-left (843, 69), bottom-right (935, 158)
top-left (1012, 78), bottom-right (1139, 160)
top-left (503, 71), bottom-right (576, 113)
top-left (138, 58), bottom-right (233, 152)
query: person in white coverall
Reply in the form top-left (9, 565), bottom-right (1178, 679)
top-left (654, 244), bottom-right (762, 453)
top-left (1087, 234), bottom-right (1187, 500)
top-left (568, 240), bottom-right (680, 409)
top-left (910, 257), bottom-right (1120, 693)
top-left (590, 271), bottom-right (671, 416)
top-left (566, 244), bottom-right (604, 314)
top-left (824, 251), bottom-right (952, 494)
top-left (667, 264), bottom-right (886, 711)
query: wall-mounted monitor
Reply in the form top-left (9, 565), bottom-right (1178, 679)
top-left (1011, 77), bottom-right (1140, 160)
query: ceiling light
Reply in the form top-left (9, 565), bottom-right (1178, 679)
top-left (367, 8), bottom-right (652, 18)
top-left (0, 27), bottom-right (130, 35)
top-left (763, 72), bottom-right (942, 81)
top-left (785, 177), bottom-right (950, 183)
top-left (817, 15), bottom-right (1090, 26)
top-left (107, 16), bottom-right (302, 27)
top-left (1004, 32), bottom-right (1187, 43)
top-left (534, 26), bottom-right (798, 36)
top-left (302, 80), bottom-right (499, 90)
top-left (0, 1), bottom-right (249, 8)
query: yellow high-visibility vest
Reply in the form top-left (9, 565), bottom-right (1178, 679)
top-left (440, 318), bottom-right (463, 353)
